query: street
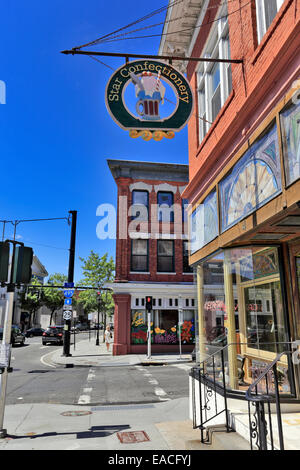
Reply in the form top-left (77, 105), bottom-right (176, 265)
top-left (5, 333), bottom-right (190, 407)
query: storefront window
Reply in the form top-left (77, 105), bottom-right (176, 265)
top-left (131, 309), bottom-right (195, 345)
top-left (280, 99), bottom-right (300, 186)
top-left (195, 246), bottom-right (291, 393)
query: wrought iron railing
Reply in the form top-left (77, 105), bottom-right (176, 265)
top-left (245, 349), bottom-right (295, 450)
top-left (191, 344), bottom-right (232, 443)
top-left (191, 342), bottom-right (297, 447)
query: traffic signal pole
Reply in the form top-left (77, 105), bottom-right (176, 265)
top-left (63, 210), bottom-right (77, 357)
top-left (0, 240), bottom-right (23, 438)
top-left (145, 297), bottom-right (153, 360)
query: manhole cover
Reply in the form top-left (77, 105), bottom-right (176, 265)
top-left (117, 431), bottom-right (150, 444)
top-left (61, 410), bottom-right (92, 417)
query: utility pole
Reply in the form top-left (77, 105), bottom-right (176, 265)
top-left (0, 239), bottom-right (31, 438)
top-left (63, 210), bottom-right (77, 357)
top-left (145, 296), bottom-right (153, 360)
top-left (96, 291), bottom-right (101, 346)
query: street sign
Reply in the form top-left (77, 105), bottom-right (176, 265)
top-left (64, 298), bottom-right (72, 306)
top-left (63, 310), bottom-right (72, 320)
top-left (63, 304), bottom-right (73, 310)
top-left (63, 289), bottom-right (74, 298)
top-left (64, 282), bottom-right (74, 288)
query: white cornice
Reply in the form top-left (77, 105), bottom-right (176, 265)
top-left (106, 282), bottom-right (196, 295)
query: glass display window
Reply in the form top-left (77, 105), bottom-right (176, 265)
top-left (280, 99), bottom-right (300, 186)
top-left (196, 246), bottom-right (292, 393)
top-left (130, 309), bottom-right (195, 345)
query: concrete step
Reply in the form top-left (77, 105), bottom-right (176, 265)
top-left (185, 425), bottom-right (250, 450)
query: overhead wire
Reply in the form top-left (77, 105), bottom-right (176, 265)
top-left (97, 0), bottom-right (252, 44)
top-left (97, 0), bottom-right (240, 45)
top-left (83, 0), bottom-right (249, 124)
top-left (73, 0), bottom-right (184, 50)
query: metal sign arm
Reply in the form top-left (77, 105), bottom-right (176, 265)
top-left (61, 49), bottom-right (243, 65)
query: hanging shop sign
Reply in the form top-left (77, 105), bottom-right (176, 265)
top-left (105, 60), bottom-right (194, 141)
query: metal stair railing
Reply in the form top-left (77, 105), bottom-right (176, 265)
top-left (245, 349), bottom-right (295, 451)
top-left (191, 342), bottom-right (297, 446)
top-left (191, 343), bottom-right (232, 443)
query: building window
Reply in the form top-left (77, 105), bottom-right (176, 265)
top-left (131, 239), bottom-right (148, 272)
top-left (131, 190), bottom-right (149, 220)
top-left (157, 240), bottom-right (174, 272)
top-left (280, 98), bottom-right (300, 186)
top-left (183, 241), bottom-right (192, 273)
top-left (158, 192), bottom-right (174, 222)
top-left (255, 0), bottom-right (284, 43)
top-left (197, 8), bottom-right (232, 143)
top-left (182, 199), bottom-right (189, 222)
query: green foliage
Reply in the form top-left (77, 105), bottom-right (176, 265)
top-left (18, 277), bottom-right (43, 326)
top-left (77, 251), bottom-right (115, 316)
top-left (42, 273), bottom-right (68, 325)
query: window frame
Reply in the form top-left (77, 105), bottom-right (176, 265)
top-left (196, 8), bottom-right (232, 144)
top-left (183, 240), bottom-right (193, 273)
top-left (131, 190), bottom-right (149, 221)
top-left (157, 239), bottom-right (175, 273)
top-left (157, 191), bottom-right (174, 223)
top-left (131, 239), bottom-right (149, 272)
top-left (255, 0), bottom-right (284, 43)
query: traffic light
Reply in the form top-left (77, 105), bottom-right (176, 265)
top-left (0, 242), bottom-right (9, 283)
top-left (145, 296), bottom-right (153, 312)
top-left (12, 246), bottom-right (33, 284)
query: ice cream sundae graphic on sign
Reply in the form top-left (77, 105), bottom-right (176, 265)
top-left (105, 60), bottom-right (194, 141)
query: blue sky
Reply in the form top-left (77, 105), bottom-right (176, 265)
top-left (0, 0), bottom-right (189, 283)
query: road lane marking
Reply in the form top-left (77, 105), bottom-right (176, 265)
top-left (135, 365), bottom-right (170, 401)
top-left (40, 351), bottom-right (57, 369)
top-left (78, 394), bottom-right (91, 404)
top-left (78, 368), bottom-right (94, 405)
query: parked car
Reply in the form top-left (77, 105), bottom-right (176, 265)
top-left (26, 327), bottom-right (45, 338)
top-left (42, 326), bottom-right (64, 345)
top-left (75, 323), bottom-right (89, 331)
top-left (0, 325), bottom-right (26, 346)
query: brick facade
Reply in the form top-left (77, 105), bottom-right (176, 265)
top-left (183, 0), bottom-right (300, 204)
top-left (107, 160), bottom-right (196, 355)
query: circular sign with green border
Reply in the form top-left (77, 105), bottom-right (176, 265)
top-left (105, 60), bottom-right (194, 133)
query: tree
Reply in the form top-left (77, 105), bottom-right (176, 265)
top-left (42, 273), bottom-right (68, 325)
top-left (77, 251), bottom-right (115, 333)
top-left (18, 277), bottom-right (43, 328)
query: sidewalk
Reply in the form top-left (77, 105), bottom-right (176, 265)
top-left (0, 335), bottom-right (211, 451)
top-left (42, 333), bottom-right (194, 368)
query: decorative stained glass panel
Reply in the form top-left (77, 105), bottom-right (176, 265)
top-left (220, 121), bottom-right (281, 232)
top-left (280, 100), bottom-right (300, 186)
top-left (190, 190), bottom-right (218, 254)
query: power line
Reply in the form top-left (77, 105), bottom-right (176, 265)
top-left (73, 0), bottom-right (184, 50)
top-left (87, 54), bottom-right (115, 70)
top-left (97, 0), bottom-right (238, 45)
top-left (95, 0), bottom-right (252, 44)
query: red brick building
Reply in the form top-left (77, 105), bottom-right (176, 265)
top-left (160, 0), bottom-right (300, 397)
top-left (107, 159), bottom-right (196, 355)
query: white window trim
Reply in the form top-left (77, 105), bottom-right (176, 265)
top-left (255, 0), bottom-right (284, 43)
top-left (196, 6), bottom-right (232, 144)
